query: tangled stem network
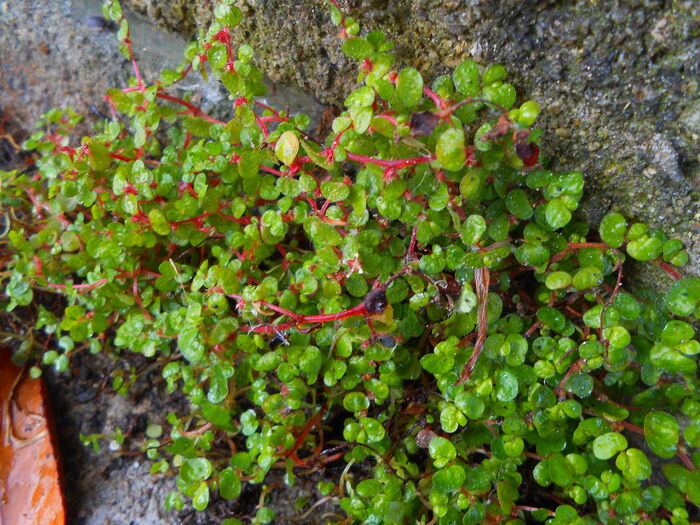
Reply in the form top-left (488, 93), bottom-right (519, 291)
top-left (1, 0), bottom-right (700, 523)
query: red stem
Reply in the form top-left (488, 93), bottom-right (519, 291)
top-left (300, 303), bottom-right (366, 323)
top-left (154, 92), bottom-right (225, 125)
top-left (375, 113), bottom-right (399, 126)
top-left (254, 100), bottom-right (281, 115)
top-left (260, 165), bottom-right (285, 176)
top-left (423, 87), bottom-right (448, 109)
top-left (346, 152), bottom-right (435, 169)
top-left (47, 278), bottom-right (108, 291)
top-left (549, 242), bottom-right (611, 265)
top-left (658, 261), bottom-right (682, 281)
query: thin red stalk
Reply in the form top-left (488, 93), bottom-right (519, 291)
top-left (260, 165), bottom-right (285, 176)
top-left (236, 297), bottom-right (371, 334)
top-left (301, 303), bottom-right (367, 324)
top-left (423, 87), bottom-right (448, 109)
top-left (278, 405), bottom-right (328, 466)
top-left (47, 279), bottom-right (108, 291)
top-left (216, 212), bottom-right (252, 224)
top-left (259, 301), bottom-right (303, 321)
top-left (678, 450), bottom-right (697, 471)
top-left (658, 261), bottom-right (682, 281)
top-left (122, 37), bottom-right (144, 89)
top-left (255, 115), bottom-right (269, 138)
top-left (222, 27), bottom-right (235, 72)
top-left (154, 92), bottom-right (225, 125)
top-left (254, 100), bottom-right (281, 115)
top-left (259, 115), bottom-right (289, 123)
top-left (406, 226), bottom-right (418, 261)
top-left (549, 242), bottom-right (610, 265)
top-left (329, 125), bottom-right (351, 155)
top-left (346, 152), bottom-right (435, 169)
top-left (556, 358), bottom-right (583, 399)
top-left (375, 113), bottom-right (399, 126)
top-left (245, 322), bottom-right (295, 334)
top-left (110, 152), bottom-right (134, 162)
top-left (179, 422), bottom-right (213, 437)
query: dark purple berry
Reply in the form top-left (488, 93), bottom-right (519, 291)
top-left (409, 111), bottom-right (440, 137)
top-left (364, 289), bottom-right (387, 315)
top-left (377, 335), bottom-right (396, 347)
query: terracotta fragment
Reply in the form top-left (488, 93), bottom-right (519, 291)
top-left (0, 349), bottom-right (65, 525)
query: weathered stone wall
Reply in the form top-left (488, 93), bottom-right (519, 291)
top-left (125, 0), bottom-right (700, 283)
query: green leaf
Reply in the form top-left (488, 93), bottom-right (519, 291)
top-left (464, 467), bottom-right (491, 492)
top-left (661, 320), bottom-right (695, 345)
top-left (572, 266), bottom-right (603, 290)
top-left (343, 392), bottom-right (369, 412)
top-left (304, 216), bottom-right (342, 246)
top-left (663, 465), bottom-right (700, 506)
top-left (599, 212), bottom-right (627, 248)
top-left (420, 353), bottom-right (454, 375)
top-left (275, 130), bottom-right (299, 166)
top-left (429, 436), bottom-right (457, 468)
top-left (545, 198), bottom-right (572, 229)
top-left (214, 4), bottom-right (242, 27)
top-left (627, 235), bottom-right (663, 261)
top-left (436, 128), bottom-right (466, 171)
top-left (440, 404), bottom-right (463, 433)
top-left (650, 343), bottom-right (696, 374)
top-left (545, 271), bottom-right (572, 290)
top-left (505, 189), bottom-right (533, 219)
top-left (342, 37), bottom-right (373, 59)
top-left (360, 417), bottom-right (385, 442)
top-left (482, 82), bottom-right (516, 109)
top-left (321, 180), bottom-right (350, 202)
top-left (482, 64), bottom-right (507, 84)
top-left (664, 278), bottom-right (700, 317)
top-left (548, 453), bottom-right (574, 487)
top-left (349, 105), bottom-right (372, 134)
top-left (396, 67), bottom-right (423, 107)
top-left (644, 411), bottom-right (679, 458)
top-left (178, 326), bottom-right (205, 363)
top-left (615, 448), bottom-right (652, 481)
top-left (455, 391), bottom-right (485, 419)
top-left (433, 465), bottom-right (466, 493)
top-left (517, 100), bottom-right (540, 127)
top-left (496, 370), bottom-right (518, 402)
top-left (181, 458), bottom-right (213, 483)
top-left (207, 365), bottom-right (231, 404)
top-left (344, 86), bottom-right (375, 108)
top-left (148, 209), bottom-right (171, 236)
top-left (192, 481), bottom-right (209, 511)
top-left (453, 59), bottom-right (479, 97)
top-left (592, 432), bottom-right (628, 460)
top-left (219, 468), bottom-right (242, 500)
top-left (356, 479), bottom-right (382, 498)
top-left (6, 273), bottom-right (33, 307)
top-left (564, 373), bottom-right (593, 398)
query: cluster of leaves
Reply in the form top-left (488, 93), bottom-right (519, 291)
top-left (2, 0), bottom-right (700, 523)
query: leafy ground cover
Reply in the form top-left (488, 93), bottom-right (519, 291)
top-left (1, 1), bottom-right (699, 523)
